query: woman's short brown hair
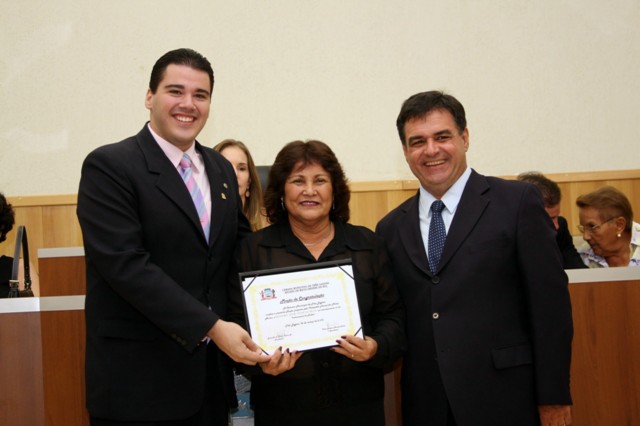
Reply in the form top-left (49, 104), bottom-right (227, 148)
top-left (576, 186), bottom-right (633, 233)
top-left (264, 140), bottom-right (350, 225)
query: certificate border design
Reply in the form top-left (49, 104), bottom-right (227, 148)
top-left (239, 259), bottom-right (363, 354)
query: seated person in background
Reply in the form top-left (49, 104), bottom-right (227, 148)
top-left (214, 139), bottom-right (266, 230)
top-left (576, 185), bottom-right (640, 268)
top-left (0, 192), bottom-right (40, 297)
top-left (517, 172), bottom-right (587, 269)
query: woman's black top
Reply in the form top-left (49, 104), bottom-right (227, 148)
top-left (232, 220), bottom-right (405, 413)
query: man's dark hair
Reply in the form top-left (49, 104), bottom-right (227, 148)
top-left (264, 140), bottom-right (350, 225)
top-left (149, 48), bottom-right (214, 94)
top-left (517, 172), bottom-right (561, 207)
top-left (0, 193), bottom-right (15, 244)
top-left (396, 90), bottom-right (467, 144)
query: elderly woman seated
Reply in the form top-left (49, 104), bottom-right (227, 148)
top-left (576, 186), bottom-right (640, 268)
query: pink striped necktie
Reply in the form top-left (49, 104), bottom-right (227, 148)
top-left (179, 153), bottom-right (210, 242)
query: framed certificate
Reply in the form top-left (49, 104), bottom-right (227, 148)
top-left (239, 259), bottom-right (363, 355)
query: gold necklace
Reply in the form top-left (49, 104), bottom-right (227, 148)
top-left (293, 222), bottom-right (333, 247)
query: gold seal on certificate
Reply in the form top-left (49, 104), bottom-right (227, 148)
top-left (239, 259), bottom-right (363, 355)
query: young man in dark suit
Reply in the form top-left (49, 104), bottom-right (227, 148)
top-left (376, 91), bottom-right (573, 426)
top-left (77, 48), bottom-right (268, 426)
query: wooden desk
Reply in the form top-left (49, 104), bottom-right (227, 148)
top-left (382, 268), bottom-right (640, 426)
top-left (38, 247), bottom-right (88, 426)
top-left (0, 247), bottom-right (88, 425)
top-left (3, 247), bottom-right (639, 425)
top-left (0, 298), bottom-right (44, 425)
top-left (0, 296), bottom-right (86, 426)
top-left (566, 267), bottom-right (640, 425)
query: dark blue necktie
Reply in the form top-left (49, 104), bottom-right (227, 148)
top-left (428, 200), bottom-right (446, 273)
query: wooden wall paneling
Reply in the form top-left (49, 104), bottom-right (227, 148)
top-left (4, 170), bottom-right (640, 255)
top-left (42, 205), bottom-right (83, 249)
top-left (0, 311), bottom-right (45, 425)
top-left (630, 180), bottom-right (640, 212)
top-left (349, 186), bottom-right (416, 230)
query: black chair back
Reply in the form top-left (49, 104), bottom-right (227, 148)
top-left (256, 165), bottom-right (271, 194)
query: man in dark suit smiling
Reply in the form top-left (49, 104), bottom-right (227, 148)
top-left (376, 91), bottom-right (573, 426)
top-left (77, 48), bottom-right (268, 426)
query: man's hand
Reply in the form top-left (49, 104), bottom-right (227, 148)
top-left (538, 405), bottom-right (572, 426)
top-left (207, 320), bottom-right (270, 365)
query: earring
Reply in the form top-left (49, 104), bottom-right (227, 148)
top-left (245, 186), bottom-right (250, 199)
top-left (617, 233), bottom-right (622, 238)
top-left (280, 197), bottom-right (285, 211)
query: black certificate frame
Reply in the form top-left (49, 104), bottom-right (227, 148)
top-left (238, 258), bottom-right (363, 355)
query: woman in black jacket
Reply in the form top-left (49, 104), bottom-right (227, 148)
top-left (232, 140), bottom-right (405, 426)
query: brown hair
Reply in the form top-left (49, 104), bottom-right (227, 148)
top-left (264, 140), bottom-right (350, 225)
top-left (149, 48), bottom-right (214, 94)
top-left (0, 192), bottom-right (15, 244)
top-left (396, 90), bottom-right (467, 144)
top-left (576, 186), bottom-right (633, 233)
top-left (517, 172), bottom-right (561, 207)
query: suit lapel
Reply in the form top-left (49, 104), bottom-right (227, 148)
top-left (438, 170), bottom-right (490, 270)
top-left (136, 126), bottom-right (209, 244)
top-left (398, 192), bottom-right (431, 276)
top-left (199, 142), bottom-right (234, 247)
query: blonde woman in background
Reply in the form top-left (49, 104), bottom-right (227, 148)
top-left (214, 139), bottom-right (266, 230)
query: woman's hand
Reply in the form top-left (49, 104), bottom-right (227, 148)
top-left (259, 347), bottom-right (303, 376)
top-left (332, 335), bottom-right (378, 362)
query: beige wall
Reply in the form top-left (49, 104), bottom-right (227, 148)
top-left (2, 1), bottom-right (640, 196)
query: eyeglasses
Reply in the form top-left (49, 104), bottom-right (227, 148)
top-left (577, 217), bottom-right (616, 234)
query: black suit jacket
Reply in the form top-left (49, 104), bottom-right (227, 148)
top-left (77, 124), bottom-right (250, 421)
top-left (376, 170), bottom-right (573, 426)
top-left (557, 216), bottom-right (588, 269)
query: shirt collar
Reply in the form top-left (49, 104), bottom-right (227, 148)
top-left (147, 123), bottom-right (202, 172)
top-left (419, 167), bottom-right (472, 216)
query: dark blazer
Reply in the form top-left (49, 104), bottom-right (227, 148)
top-left (376, 170), bottom-right (573, 426)
top-left (77, 124), bottom-right (250, 421)
top-left (557, 216), bottom-right (588, 269)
